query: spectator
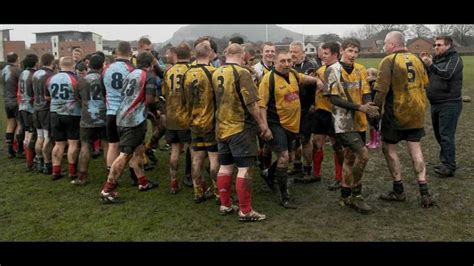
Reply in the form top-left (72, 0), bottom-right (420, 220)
top-left (420, 35), bottom-right (463, 178)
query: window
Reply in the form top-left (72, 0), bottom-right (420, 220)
top-left (54, 42), bottom-right (56, 48)
top-left (310, 48), bottom-right (315, 52)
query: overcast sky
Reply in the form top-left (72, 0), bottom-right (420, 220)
top-left (0, 24), bottom-right (437, 46)
top-left (0, 24), bottom-right (368, 45)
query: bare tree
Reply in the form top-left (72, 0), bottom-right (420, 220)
top-left (357, 25), bottom-right (378, 39)
top-left (317, 33), bottom-right (342, 43)
top-left (452, 24), bottom-right (474, 46)
top-left (434, 24), bottom-right (454, 36)
top-left (376, 24), bottom-right (409, 32)
top-left (344, 30), bottom-right (359, 39)
top-left (407, 24), bottom-right (433, 38)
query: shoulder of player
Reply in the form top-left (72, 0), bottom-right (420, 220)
top-left (326, 62), bottom-right (341, 74)
top-left (353, 62), bottom-right (367, 70)
top-left (236, 65), bottom-right (251, 75)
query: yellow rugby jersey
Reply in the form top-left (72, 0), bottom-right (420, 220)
top-left (258, 69), bottom-right (304, 133)
top-left (182, 64), bottom-right (216, 136)
top-left (324, 62), bottom-right (370, 133)
top-left (315, 66), bottom-right (332, 112)
top-left (374, 52), bottom-right (428, 129)
top-left (212, 63), bottom-right (260, 140)
top-left (162, 63), bottom-right (191, 130)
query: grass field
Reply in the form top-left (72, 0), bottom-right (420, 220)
top-left (0, 57), bottom-right (473, 241)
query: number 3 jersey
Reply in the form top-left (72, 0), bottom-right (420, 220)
top-left (77, 71), bottom-right (106, 128)
top-left (102, 59), bottom-right (135, 116)
top-left (116, 69), bottom-right (157, 127)
top-left (46, 71), bottom-right (81, 116)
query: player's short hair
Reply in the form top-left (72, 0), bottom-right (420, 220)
top-left (167, 47), bottom-right (177, 54)
top-left (6, 52), bottom-right (18, 63)
top-left (229, 36), bottom-right (244, 45)
top-left (75, 62), bottom-right (87, 72)
top-left (261, 41), bottom-right (275, 50)
top-left (195, 42), bottom-right (211, 59)
top-left (73, 48), bottom-right (84, 56)
top-left (435, 35), bottom-right (454, 47)
top-left (89, 55), bottom-right (105, 70)
top-left (226, 43), bottom-right (243, 56)
top-left (117, 41), bottom-right (132, 56)
top-left (275, 49), bottom-right (290, 58)
top-left (341, 38), bottom-right (361, 51)
top-left (194, 36), bottom-right (217, 53)
top-left (138, 37), bottom-right (152, 47)
top-left (23, 54), bottom-right (39, 68)
top-left (136, 52), bottom-right (154, 69)
top-left (321, 42), bottom-right (341, 57)
top-left (93, 51), bottom-right (105, 59)
top-left (60, 56), bottom-right (74, 69)
top-left (176, 42), bottom-right (191, 60)
top-left (243, 43), bottom-right (256, 57)
top-left (290, 41), bottom-right (305, 52)
top-left (41, 53), bottom-right (55, 67)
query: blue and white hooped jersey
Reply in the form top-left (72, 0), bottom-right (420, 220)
top-left (116, 69), bottom-right (147, 127)
top-left (103, 59), bottom-right (135, 116)
top-left (18, 68), bottom-right (35, 113)
top-left (47, 71), bottom-right (81, 116)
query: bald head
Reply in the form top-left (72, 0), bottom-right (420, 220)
top-left (383, 31), bottom-right (406, 54)
top-left (226, 43), bottom-right (243, 56)
top-left (225, 43), bottom-right (244, 65)
top-left (386, 31), bottom-right (405, 47)
top-left (60, 56), bottom-right (74, 71)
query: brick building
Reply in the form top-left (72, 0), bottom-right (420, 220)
top-left (31, 31), bottom-right (103, 59)
top-left (407, 37), bottom-right (434, 54)
top-left (0, 29), bottom-right (26, 62)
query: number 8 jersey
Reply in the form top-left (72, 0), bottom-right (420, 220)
top-left (46, 71), bottom-right (81, 116)
top-left (102, 59), bottom-right (135, 116)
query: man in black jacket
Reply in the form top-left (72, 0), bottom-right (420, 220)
top-left (420, 36), bottom-right (463, 177)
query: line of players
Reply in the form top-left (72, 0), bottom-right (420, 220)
top-left (1, 32), bottom-right (434, 222)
